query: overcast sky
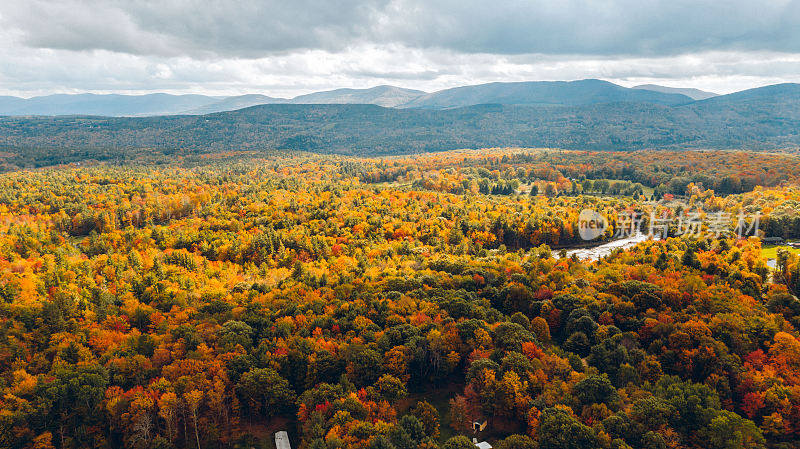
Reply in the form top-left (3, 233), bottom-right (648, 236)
top-left (2, 0), bottom-right (800, 97)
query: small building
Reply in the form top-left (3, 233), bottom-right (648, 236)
top-left (763, 236), bottom-right (784, 243)
top-left (275, 431), bottom-right (291, 449)
top-left (472, 438), bottom-right (492, 449)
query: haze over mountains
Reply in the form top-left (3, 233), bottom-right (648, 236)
top-left (184, 85), bottom-right (426, 115)
top-left (633, 84), bottom-right (718, 100)
top-left (401, 80), bottom-right (696, 108)
top-left (2, 82), bottom-right (798, 170)
top-left (0, 93), bottom-right (223, 117)
top-left (0, 80), bottom-right (714, 117)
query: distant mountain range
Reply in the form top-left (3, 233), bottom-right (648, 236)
top-left (633, 84), bottom-right (718, 100)
top-left (0, 80), bottom-right (715, 117)
top-left (184, 85), bottom-right (426, 115)
top-left (184, 94), bottom-right (284, 115)
top-left (0, 93), bottom-right (223, 117)
top-left (2, 82), bottom-right (799, 169)
top-left (290, 85), bottom-right (426, 108)
top-left (401, 80), bottom-right (694, 108)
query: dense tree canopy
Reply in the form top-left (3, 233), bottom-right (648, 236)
top-left (0, 149), bottom-right (798, 449)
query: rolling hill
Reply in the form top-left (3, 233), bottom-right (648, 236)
top-left (633, 84), bottom-right (718, 100)
top-left (184, 86), bottom-right (427, 113)
top-left (1, 83), bottom-right (799, 170)
top-left (398, 79), bottom-right (694, 108)
top-left (0, 93), bottom-right (224, 117)
top-left (0, 80), bottom-right (716, 117)
top-left (289, 85), bottom-right (425, 107)
top-left (0, 86), bottom-right (426, 117)
top-left (183, 94), bottom-right (289, 114)
top-left (0, 96), bottom-right (27, 112)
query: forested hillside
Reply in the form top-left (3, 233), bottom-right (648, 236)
top-left (1, 84), bottom-right (799, 170)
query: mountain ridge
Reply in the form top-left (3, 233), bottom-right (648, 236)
top-left (399, 79), bottom-right (694, 108)
top-left (2, 83), bottom-right (799, 170)
top-left (0, 80), bottom-right (720, 117)
top-left (289, 85), bottom-right (425, 107)
top-left (633, 84), bottom-right (718, 100)
top-left (183, 94), bottom-right (289, 115)
top-left (0, 93), bottom-right (222, 117)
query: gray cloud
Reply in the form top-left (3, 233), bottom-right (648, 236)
top-left (397, 0), bottom-right (800, 56)
top-left (3, 0), bottom-right (800, 58)
top-left (1, 44), bottom-right (799, 97)
top-left (1, 1), bottom-right (800, 97)
top-left (1, 0), bottom-right (391, 57)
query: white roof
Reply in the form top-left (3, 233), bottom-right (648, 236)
top-left (475, 442), bottom-right (492, 449)
top-left (275, 431), bottom-right (291, 449)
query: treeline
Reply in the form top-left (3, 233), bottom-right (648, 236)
top-left (354, 149), bottom-right (800, 197)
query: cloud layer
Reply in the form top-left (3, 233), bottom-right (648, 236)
top-left (1, 1), bottom-right (800, 96)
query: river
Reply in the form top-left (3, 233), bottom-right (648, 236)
top-left (553, 231), bottom-right (653, 262)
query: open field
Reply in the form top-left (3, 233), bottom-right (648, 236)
top-left (762, 244), bottom-right (800, 259)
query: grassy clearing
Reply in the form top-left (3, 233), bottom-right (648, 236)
top-left (398, 381), bottom-right (465, 443)
top-left (761, 244), bottom-right (800, 260)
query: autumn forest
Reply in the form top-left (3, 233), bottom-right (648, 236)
top-left (1, 148), bottom-right (800, 449)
